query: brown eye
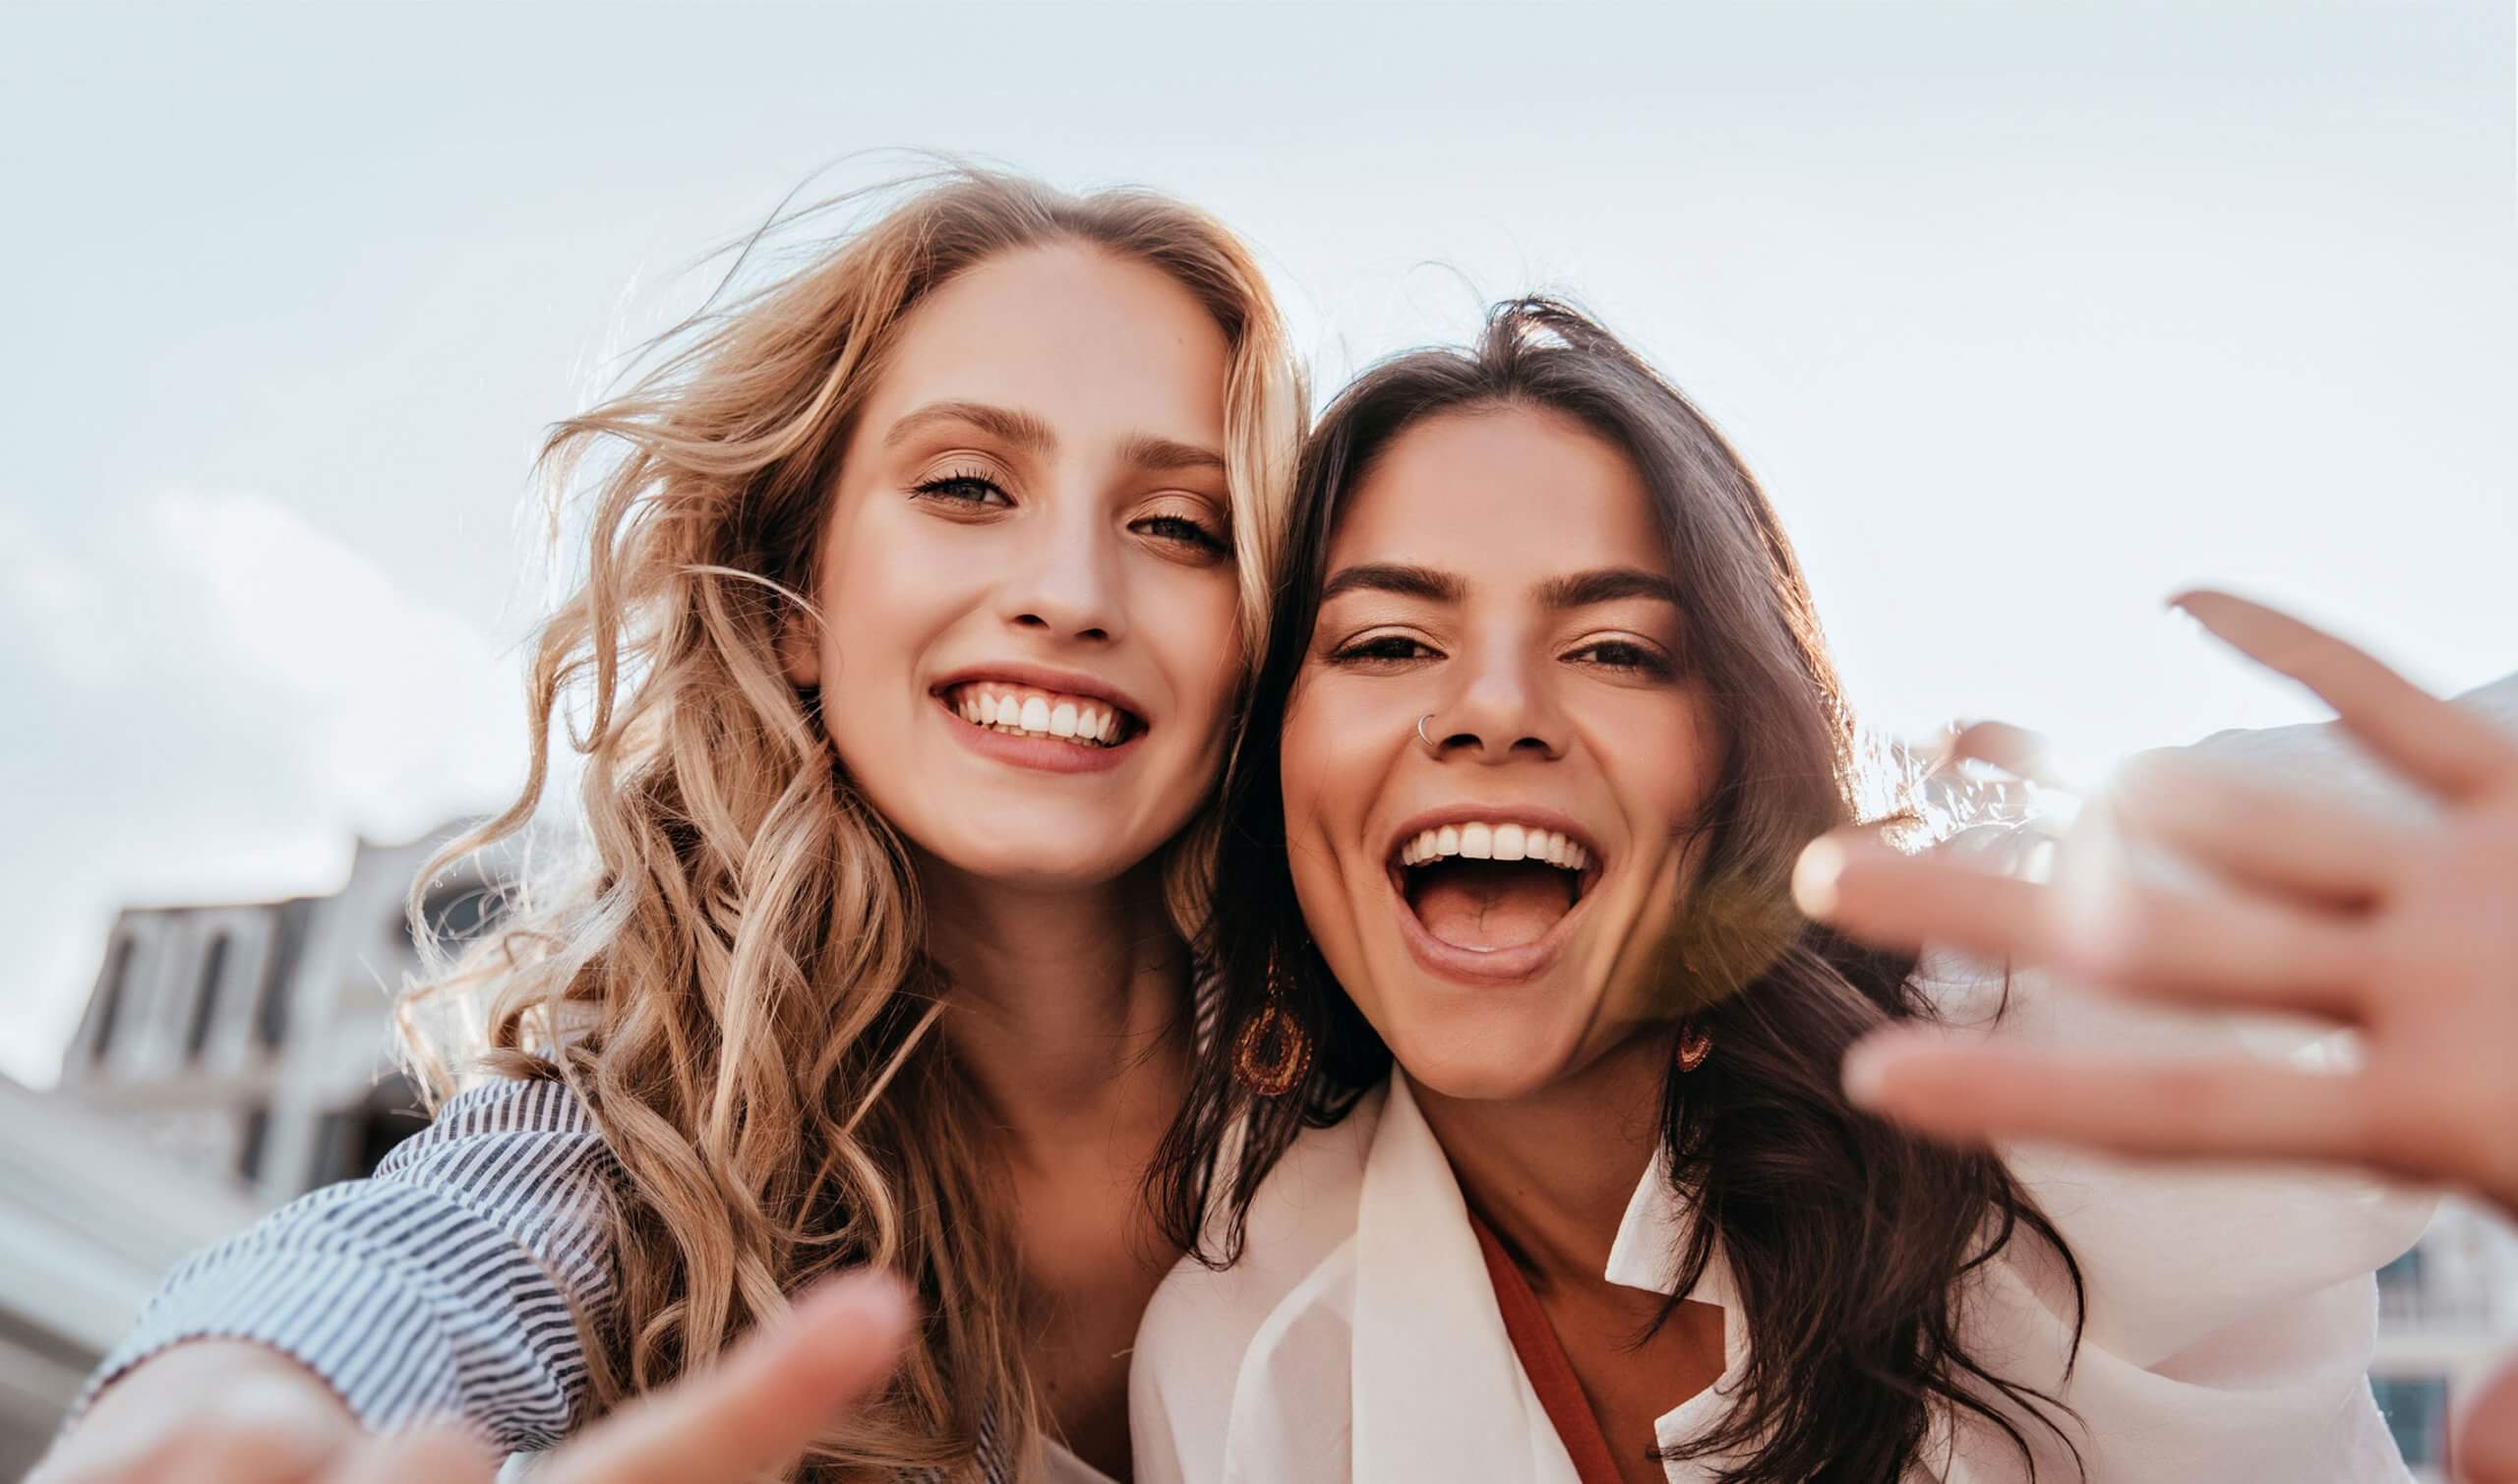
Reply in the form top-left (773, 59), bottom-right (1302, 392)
top-left (1331, 634), bottom-right (1438, 665)
top-left (1571, 639), bottom-right (1676, 679)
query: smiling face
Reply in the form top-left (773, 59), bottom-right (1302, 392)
top-left (1279, 403), bottom-right (1726, 1099)
top-left (782, 242), bottom-right (1241, 892)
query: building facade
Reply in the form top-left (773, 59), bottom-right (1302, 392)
top-left (0, 822), bottom-right (513, 1475)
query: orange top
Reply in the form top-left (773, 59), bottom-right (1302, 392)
top-left (1469, 1210), bottom-right (1631, 1484)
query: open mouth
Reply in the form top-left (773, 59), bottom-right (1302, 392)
top-left (1391, 820), bottom-right (1596, 953)
top-left (938, 682), bottom-right (1143, 749)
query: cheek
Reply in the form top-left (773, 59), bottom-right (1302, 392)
top-left (810, 499), bottom-right (964, 721)
top-left (1632, 694), bottom-right (1725, 830)
top-left (1276, 683), bottom-right (1398, 983)
top-left (1146, 572), bottom-right (1244, 744)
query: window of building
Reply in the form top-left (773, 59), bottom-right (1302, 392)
top-left (2372, 1374), bottom-right (2452, 1472)
top-left (186, 931), bottom-right (231, 1060)
top-left (407, 883), bottom-right (504, 949)
top-left (90, 935), bottom-right (136, 1065)
top-left (238, 1104), bottom-right (270, 1182)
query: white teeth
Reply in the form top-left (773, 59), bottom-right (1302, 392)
top-left (947, 685), bottom-right (1131, 747)
top-left (1399, 821), bottom-right (1592, 873)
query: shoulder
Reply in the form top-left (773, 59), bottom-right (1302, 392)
top-left (1130, 1087), bottom-right (1383, 1484)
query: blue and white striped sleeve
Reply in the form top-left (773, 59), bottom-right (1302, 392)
top-left (74, 1076), bottom-right (622, 1452)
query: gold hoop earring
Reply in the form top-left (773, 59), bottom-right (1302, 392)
top-left (1233, 950), bottom-right (1314, 1098)
top-left (1675, 1017), bottom-right (1713, 1074)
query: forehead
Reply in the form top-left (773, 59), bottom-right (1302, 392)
top-left (1328, 403), bottom-right (1666, 583)
top-left (866, 241), bottom-right (1230, 445)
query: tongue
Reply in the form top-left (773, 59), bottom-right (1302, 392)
top-left (1409, 860), bottom-right (1576, 951)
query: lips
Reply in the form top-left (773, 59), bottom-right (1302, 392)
top-left (1384, 811), bottom-right (1602, 980)
top-left (928, 664), bottom-right (1150, 775)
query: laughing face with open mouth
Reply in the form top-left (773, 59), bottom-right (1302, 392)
top-left (1279, 401), bottom-right (1725, 1102)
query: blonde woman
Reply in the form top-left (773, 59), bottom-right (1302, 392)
top-left (36, 169), bottom-right (1302, 1484)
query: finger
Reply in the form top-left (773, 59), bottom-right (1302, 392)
top-left (1935, 720), bottom-right (2072, 790)
top-left (321, 1425), bottom-right (501, 1484)
top-left (1841, 1029), bottom-right (2384, 1169)
top-left (2454, 1345), bottom-right (2518, 1484)
top-left (537, 1271), bottom-right (914, 1484)
top-left (1800, 830), bottom-right (2378, 1020)
top-left (2172, 589), bottom-right (2518, 802)
top-left (1795, 831), bottom-right (2050, 959)
top-left (2110, 750), bottom-right (2418, 904)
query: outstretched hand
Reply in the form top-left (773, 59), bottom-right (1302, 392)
top-left (1792, 588), bottom-right (2518, 1482)
top-left (37, 1270), bottom-right (914, 1484)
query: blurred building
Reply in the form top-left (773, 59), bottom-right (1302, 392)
top-left (2373, 1199), bottom-right (2518, 1482)
top-left (0, 822), bottom-right (510, 1476)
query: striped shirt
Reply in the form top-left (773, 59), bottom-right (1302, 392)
top-left (78, 1078), bottom-right (619, 1454)
top-left (75, 1076), bottom-right (1049, 1479)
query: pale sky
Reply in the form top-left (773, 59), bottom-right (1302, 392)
top-left (2, 2), bottom-right (2510, 1086)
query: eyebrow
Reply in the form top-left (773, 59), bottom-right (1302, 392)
top-left (881, 400), bottom-right (1226, 475)
top-left (881, 400), bottom-right (1055, 455)
top-left (1118, 432), bottom-right (1229, 475)
top-left (1318, 563), bottom-right (1679, 610)
top-left (1320, 564), bottom-right (1467, 605)
top-left (1537, 566), bottom-right (1683, 610)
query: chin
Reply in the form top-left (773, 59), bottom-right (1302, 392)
top-left (923, 827), bottom-right (1148, 891)
top-left (1382, 1001), bottom-right (1589, 1103)
top-left (1402, 1054), bottom-right (1569, 1103)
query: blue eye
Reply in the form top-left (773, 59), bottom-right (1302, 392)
top-left (913, 472), bottom-right (1012, 506)
top-left (1134, 513), bottom-right (1229, 555)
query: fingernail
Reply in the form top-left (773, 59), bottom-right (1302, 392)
top-left (1790, 837), bottom-right (1843, 920)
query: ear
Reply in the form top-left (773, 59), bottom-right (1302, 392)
top-left (776, 603), bottom-right (822, 689)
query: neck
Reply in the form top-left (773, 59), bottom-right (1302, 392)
top-left (918, 855), bottom-right (1193, 1160)
top-left (1409, 1029), bottom-right (1668, 1289)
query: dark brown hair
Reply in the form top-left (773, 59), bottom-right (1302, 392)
top-left (1152, 298), bottom-right (2085, 1482)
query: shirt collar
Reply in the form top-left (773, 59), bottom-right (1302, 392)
top-left (1602, 1133), bottom-right (1740, 1317)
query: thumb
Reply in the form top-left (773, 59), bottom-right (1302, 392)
top-left (536, 1270), bottom-right (916, 1484)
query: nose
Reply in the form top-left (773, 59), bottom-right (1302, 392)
top-left (1425, 641), bottom-right (1567, 763)
top-left (998, 497), bottom-right (1123, 644)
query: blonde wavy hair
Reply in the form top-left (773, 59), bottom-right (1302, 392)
top-left (398, 167), bottom-right (1302, 1480)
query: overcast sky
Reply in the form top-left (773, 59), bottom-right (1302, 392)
top-left (2, 2), bottom-right (2509, 1086)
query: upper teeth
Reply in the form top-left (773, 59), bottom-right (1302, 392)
top-left (1400, 821), bottom-right (1589, 870)
top-left (947, 683), bottom-right (1126, 745)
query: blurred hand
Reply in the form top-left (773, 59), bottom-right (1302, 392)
top-left (1793, 588), bottom-right (2518, 1482)
top-left (32, 1270), bottom-right (914, 1484)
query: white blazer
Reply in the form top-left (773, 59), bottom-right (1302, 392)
top-left (1129, 675), bottom-right (2518, 1484)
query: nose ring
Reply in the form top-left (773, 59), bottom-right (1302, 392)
top-left (1415, 712), bottom-right (1439, 751)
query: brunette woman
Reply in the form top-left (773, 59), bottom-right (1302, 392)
top-left (1137, 299), bottom-right (2430, 1482)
